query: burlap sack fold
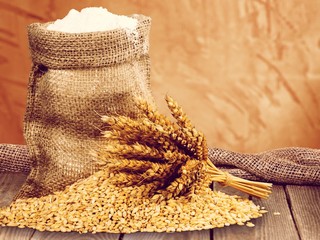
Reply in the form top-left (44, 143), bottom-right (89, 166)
top-left (15, 14), bottom-right (154, 199)
top-left (209, 147), bottom-right (320, 185)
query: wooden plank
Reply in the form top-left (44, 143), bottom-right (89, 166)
top-left (286, 185), bottom-right (320, 240)
top-left (252, 185), bottom-right (300, 240)
top-left (213, 184), bottom-right (300, 240)
top-left (123, 230), bottom-right (210, 240)
top-left (0, 173), bottom-right (27, 207)
top-left (31, 232), bottom-right (120, 240)
top-left (0, 227), bottom-right (35, 240)
top-left (0, 173), bottom-right (35, 240)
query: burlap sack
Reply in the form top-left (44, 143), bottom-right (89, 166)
top-left (15, 14), bottom-right (154, 199)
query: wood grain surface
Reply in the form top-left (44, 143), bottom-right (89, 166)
top-left (285, 185), bottom-right (320, 240)
top-left (211, 184), bottom-right (300, 240)
top-left (0, 173), bottom-right (27, 207)
top-left (123, 231), bottom-right (210, 240)
top-left (31, 232), bottom-right (120, 240)
top-left (0, 0), bottom-right (319, 152)
top-left (0, 173), bottom-right (34, 240)
top-left (250, 185), bottom-right (300, 240)
top-left (1, 174), bottom-right (319, 240)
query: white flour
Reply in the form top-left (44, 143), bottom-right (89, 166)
top-left (47, 7), bottom-right (138, 35)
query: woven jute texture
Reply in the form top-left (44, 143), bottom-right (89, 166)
top-left (209, 147), bottom-right (320, 185)
top-left (15, 14), bottom-right (154, 199)
top-left (1, 144), bottom-right (319, 185)
top-left (0, 144), bottom-right (31, 173)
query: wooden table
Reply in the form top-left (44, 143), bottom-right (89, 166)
top-left (0, 173), bottom-right (319, 240)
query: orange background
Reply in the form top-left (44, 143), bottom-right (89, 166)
top-left (0, 0), bottom-right (319, 153)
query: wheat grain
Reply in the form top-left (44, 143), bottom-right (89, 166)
top-left (0, 168), bottom-right (266, 233)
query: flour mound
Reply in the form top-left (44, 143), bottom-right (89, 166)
top-left (47, 7), bottom-right (138, 34)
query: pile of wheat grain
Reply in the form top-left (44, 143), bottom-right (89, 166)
top-left (0, 168), bottom-right (266, 233)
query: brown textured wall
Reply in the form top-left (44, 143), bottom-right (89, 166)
top-left (0, 0), bottom-right (319, 152)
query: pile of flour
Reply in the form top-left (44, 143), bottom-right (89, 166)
top-left (47, 7), bottom-right (138, 34)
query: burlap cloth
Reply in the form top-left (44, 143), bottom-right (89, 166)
top-left (15, 14), bottom-right (154, 199)
top-left (1, 144), bottom-right (319, 185)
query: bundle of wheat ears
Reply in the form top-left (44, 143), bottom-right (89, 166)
top-left (97, 95), bottom-right (272, 200)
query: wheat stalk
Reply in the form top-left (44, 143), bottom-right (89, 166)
top-left (97, 96), bottom-right (272, 199)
